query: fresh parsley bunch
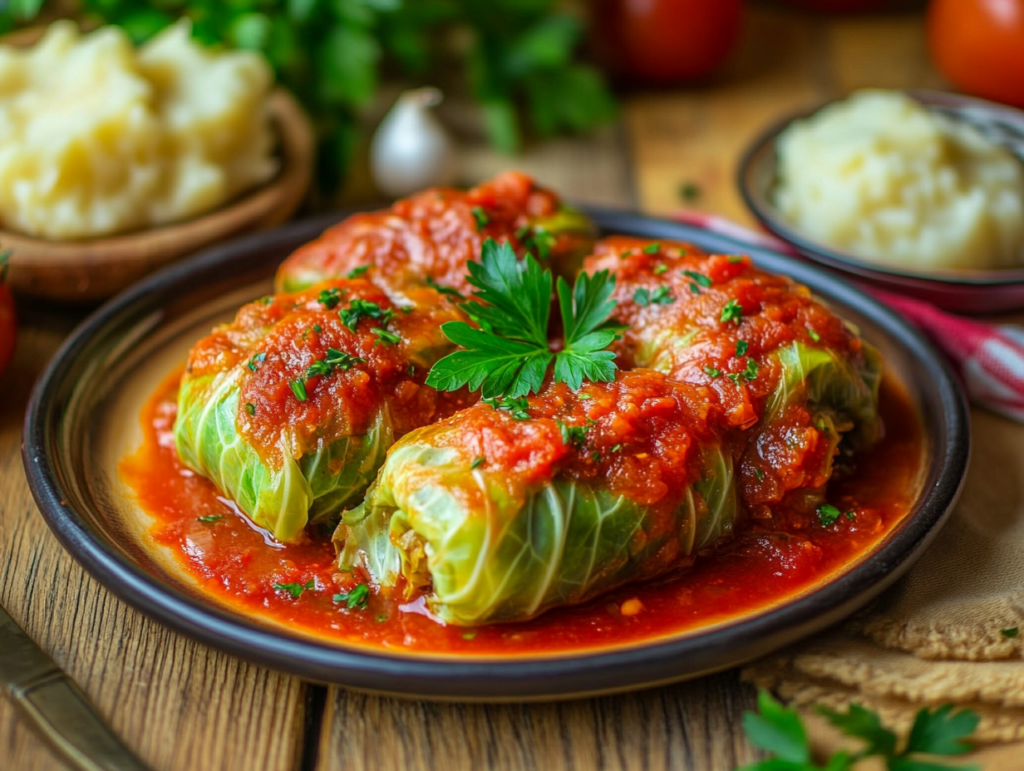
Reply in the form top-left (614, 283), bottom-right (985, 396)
top-left (741, 690), bottom-right (979, 771)
top-left (1, 0), bottom-right (617, 186)
top-left (425, 239), bottom-right (621, 399)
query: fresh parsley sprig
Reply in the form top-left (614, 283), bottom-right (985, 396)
top-left (426, 239), bottom-right (622, 399)
top-left (740, 690), bottom-right (979, 771)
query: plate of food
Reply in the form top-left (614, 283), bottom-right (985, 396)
top-left (739, 88), bottom-right (1024, 313)
top-left (24, 172), bottom-right (969, 700)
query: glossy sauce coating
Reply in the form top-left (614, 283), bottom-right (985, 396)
top-left (185, 279), bottom-right (472, 465)
top-left (586, 237), bottom-right (875, 511)
top-left (121, 372), bottom-right (922, 656)
top-left (275, 171), bottom-right (593, 295)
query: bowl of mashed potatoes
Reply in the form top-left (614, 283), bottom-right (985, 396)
top-left (739, 89), bottom-right (1024, 313)
top-left (0, 21), bottom-right (313, 302)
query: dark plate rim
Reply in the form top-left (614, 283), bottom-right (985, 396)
top-left (737, 88), bottom-right (1024, 288)
top-left (23, 209), bottom-right (970, 699)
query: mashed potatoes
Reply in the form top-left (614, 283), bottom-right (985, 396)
top-left (0, 21), bottom-right (277, 240)
top-left (775, 90), bottom-right (1024, 271)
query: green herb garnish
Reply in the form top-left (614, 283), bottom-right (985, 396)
top-left (247, 352), bottom-right (266, 372)
top-left (244, 403), bottom-right (255, 416)
top-left (682, 270), bottom-right (713, 288)
top-left (653, 263), bottom-right (668, 275)
top-left (704, 366), bottom-right (722, 378)
top-left (642, 243), bottom-right (661, 254)
top-left (736, 340), bottom-right (749, 357)
top-left (817, 504), bottom-right (841, 527)
top-left (742, 358), bottom-right (758, 380)
top-left (275, 580), bottom-right (314, 599)
top-left (197, 515), bottom-right (223, 523)
top-left (345, 265), bottom-right (370, 279)
top-left (426, 239), bottom-right (621, 398)
top-left (721, 299), bottom-right (743, 325)
top-left (482, 394), bottom-right (531, 420)
top-left (558, 421), bottom-right (589, 447)
top-left (426, 276), bottom-right (465, 300)
top-left (339, 299), bottom-right (395, 332)
top-left (318, 287), bottom-right (343, 310)
top-left (333, 584), bottom-right (369, 610)
top-left (471, 206), bottom-right (489, 230)
top-left (808, 327), bottom-right (821, 342)
top-left (1001, 627), bottom-right (1019, 638)
top-left (289, 379), bottom-right (308, 402)
top-left (471, 457), bottom-right (485, 470)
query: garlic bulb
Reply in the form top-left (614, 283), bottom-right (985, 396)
top-left (370, 87), bottom-right (456, 197)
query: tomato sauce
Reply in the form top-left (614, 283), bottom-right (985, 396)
top-left (121, 369), bottom-right (922, 657)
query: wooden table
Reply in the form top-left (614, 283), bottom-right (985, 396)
top-left (0, 6), bottom-right (989, 770)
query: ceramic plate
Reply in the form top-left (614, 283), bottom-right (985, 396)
top-left (24, 210), bottom-right (970, 700)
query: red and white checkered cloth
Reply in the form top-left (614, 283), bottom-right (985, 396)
top-left (675, 210), bottom-right (1024, 422)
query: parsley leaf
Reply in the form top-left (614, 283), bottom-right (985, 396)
top-left (471, 206), bottom-right (489, 230)
top-left (247, 352), bottom-right (266, 372)
top-left (808, 328), bottom-right (822, 343)
top-left (346, 265), bottom-right (369, 279)
top-left (818, 504), bottom-right (841, 527)
top-left (339, 299), bottom-right (395, 332)
top-left (289, 379), bottom-right (308, 402)
top-left (1001, 627), bottom-right (1019, 638)
top-left (244, 403), bottom-right (255, 416)
top-left (736, 340), bottom-right (749, 357)
top-left (653, 264), bottom-right (668, 275)
top-left (682, 269), bottom-right (713, 288)
top-left (274, 580), bottom-right (314, 599)
top-left (642, 243), bottom-right (661, 254)
top-left (721, 299), bottom-right (743, 325)
top-left (333, 583), bottom-right (369, 610)
top-left (742, 690), bottom-right (810, 764)
top-left (426, 239), bottom-right (620, 398)
top-left (482, 394), bottom-right (531, 420)
top-left (558, 421), bottom-right (589, 447)
top-left (372, 327), bottom-right (401, 346)
top-left (471, 457), bottom-right (485, 470)
top-left (197, 515), bottom-right (223, 523)
top-left (318, 287), bottom-right (343, 310)
top-left (904, 706), bottom-right (980, 757)
top-left (704, 366), bottom-right (722, 378)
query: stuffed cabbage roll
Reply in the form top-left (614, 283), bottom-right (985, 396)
top-left (175, 279), bottom-right (473, 543)
top-left (583, 237), bottom-right (882, 512)
top-left (274, 171), bottom-right (595, 296)
top-left (335, 371), bottom-right (739, 626)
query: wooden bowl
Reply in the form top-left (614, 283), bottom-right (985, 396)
top-left (3, 87), bottom-right (314, 303)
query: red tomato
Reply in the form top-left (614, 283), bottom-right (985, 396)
top-left (592, 0), bottom-right (744, 83)
top-left (0, 282), bottom-right (15, 378)
top-left (927, 0), bottom-right (1024, 109)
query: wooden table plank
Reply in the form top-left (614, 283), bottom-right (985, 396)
top-left (317, 673), bottom-right (759, 771)
top-left (0, 312), bottom-right (309, 771)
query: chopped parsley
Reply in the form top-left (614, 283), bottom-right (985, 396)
top-left (426, 239), bottom-right (621, 398)
top-left (742, 358), bottom-right (758, 380)
top-left (519, 226), bottom-right (556, 260)
top-left (754, 468), bottom-right (765, 483)
top-left (289, 379), bottom-right (308, 402)
top-left (471, 457), bottom-right (485, 470)
top-left (345, 265), bottom-right (370, 279)
top-left (688, 283), bottom-right (701, 295)
top-left (339, 299), bottom-right (395, 332)
top-left (372, 327), bottom-right (401, 346)
top-left (275, 580), bottom-right (314, 599)
top-left (333, 584), bottom-right (369, 610)
top-left (681, 270), bottom-right (713, 288)
top-left (244, 402), bottom-right (255, 416)
top-left (313, 324), bottom-right (322, 333)
top-left (558, 421), bottom-right (590, 447)
top-left (197, 515), bottom-right (223, 523)
top-left (728, 256), bottom-right (744, 264)
top-left (610, 444), bottom-right (622, 453)
top-left (642, 243), bottom-right (661, 254)
top-left (817, 504), bottom-right (841, 527)
top-left (256, 295), bottom-right (273, 305)
top-left (306, 348), bottom-right (365, 379)
top-left (720, 299), bottom-right (743, 325)
top-left (808, 327), bottom-right (821, 343)
top-left (318, 287), bottom-right (343, 310)
top-left (735, 340), bottom-right (749, 357)
top-left (1002, 627), bottom-right (1019, 638)
top-left (704, 366), bottom-right (722, 378)
top-left (247, 352), bottom-right (266, 372)
top-left (426, 275), bottom-right (465, 300)
top-left (653, 263), bottom-right (668, 275)
top-left (482, 394), bottom-right (532, 420)
top-left (634, 285), bottom-right (675, 307)
top-left (844, 510), bottom-right (857, 521)
top-left (471, 206), bottom-right (490, 230)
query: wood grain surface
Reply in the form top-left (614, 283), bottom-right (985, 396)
top-left (1, 6), bottom-right (1012, 771)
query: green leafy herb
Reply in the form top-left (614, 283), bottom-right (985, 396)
top-left (741, 690), bottom-right (979, 771)
top-left (289, 379), bottom-right (308, 402)
top-left (426, 239), bottom-right (621, 398)
top-left (257, 295), bottom-right (273, 305)
top-left (808, 327), bottom-right (822, 343)
top-left (682, 270), bottom-right (713, 288)
top-left (318, 287), bottom-right (343, 310)
top-left (1001, 627), bottom-right (1019, 638)
top-left (704, 366), bottom-right (722, 378)
top-left (689, 283), bottom-right (701, 295)
top-left (558, 421), bottom-right (589, 447)
top-left (653, 264), bottom-right (668, 275)
top-left (197, 515), bottom-right (223, 523)
top-left (275, 580), bottom-right (314, 599)
top-left (345, 265), bottom-right (370, 279)
top-left (247, 352), bottom-right (266, 372)
top-left (845, 510), bottom-right (857, 521)
top-left (482, 394), bottom-right (531, 420)
top-left (742, 358), bottom-right (758, 380)
top-left (518, 225), bottom-right (556, 260)
top-left (721, 299), bottom-right (743, 325)
top-left (339, 299), bottom-right (395, 332)
top-left (306, 349), bottom-right (364, 379)
top-left (728, 256), bottom-right (745, 264)
top-left (817, 504), bottom-right (841, 527)
top-left (471, 457), bottom-right (485, 470)
top-left (372, 327), bottom-right (401, 346)
top-left (642, 243), bottom-right (661, 254)
top-left (611, 444), bottom-right (622, 453)
top-left (244, 403), bottom-right (255, 416)
top-left (333, 583), bottom-right (369, 610)
top-left (427, 276), bottom-right (465, 300)
top-left (471, 206), bottom-right (490, 231)
top-left (313, 324), bottom-right (323, 333)
top-left (755, 468), bottom-right (765, 483)
top-left (736, 340), bottom-right (749, 357)
top-left (634, 285), bottom-right (674, 307)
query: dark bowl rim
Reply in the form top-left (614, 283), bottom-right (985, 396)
top-left (737, 88), bottom-right (1024, 288)
top-left (23, 208), bottom-right (971, 699)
